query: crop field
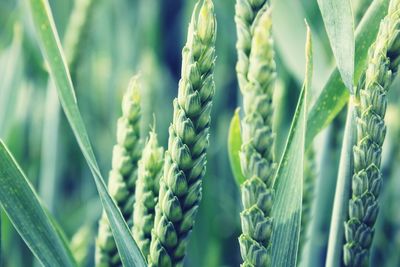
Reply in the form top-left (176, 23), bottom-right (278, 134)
top-left (0, 0), bottom-right (399, 266)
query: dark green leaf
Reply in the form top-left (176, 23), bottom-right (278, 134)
top-left (0, 140), bottom-right (77, 267)
top-left (26, 0), bottom-right (146, 266)
top-left (271, 24), bottom-right (312, 267)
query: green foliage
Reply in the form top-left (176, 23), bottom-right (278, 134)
top-left (317, 0), bottom-right (354, 91)
top-left (26, 0), bottom-right (146, 266)
top-left (2, 0), bottom-right (400, 265)
top-left (148, 0), bottom-right (217, 266)
top-left (228, 108), bottom-right (245, 185)
top-left (306, 0), bottom-right (390, 146)
top-left (0, 140), bottom-right (77, 267)
top-left (270, 24), bottom-right (312, 267)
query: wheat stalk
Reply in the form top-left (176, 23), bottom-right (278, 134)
top-left (148, 0), bottom-right (217, 266)
top-left (298, 148), bottom-right (317, 260)
top-left (235, 0), bottom-right (276, 265)
top-left (132, 129), bottom-right (164, 258)
top-left (95, 77), bottom-right (142, 267)
top-left (343, 1), bottom-right (400, 266)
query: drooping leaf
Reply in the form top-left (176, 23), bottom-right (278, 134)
top-left (306, 0), bottom-right (390, 145)
top-left (0, 140), bottom-right (77, 267)
top-left (317, 0), bottom-right (355, 91)
top-left (228, 108), bottom-right (245, 185)
top-left (325, 97), bottom-right (356, 267)
top-left (26, 0), bottom-right (146, 266)
top-left (271, 24), bottom-right (312, 267)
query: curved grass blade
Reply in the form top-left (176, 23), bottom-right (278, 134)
top-left (325, 97), bottom-right (356, 267)
top-left (306, 0), bottom-right (390, 146)
top-left (271, 24), bottom-right (312, 267)
top-left (0, 140), bottom-right (76, 267)
top-left (228, 108), bottom-right (245, 185)
top-left (26, 0), bottom-right (146, 266)
top-left (317, 0), bottom-right (354, 91)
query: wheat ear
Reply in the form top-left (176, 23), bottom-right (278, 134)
top-left (235, 1), bottom-right (277, 265)
top-left (344, 1), bottom-right (400, 266)
top-left (148, 0), bottom-right (217, 266)
top-left (132, 129), bottom-right (164, 258)
top-left (95, 77), bottom-right (142, 267)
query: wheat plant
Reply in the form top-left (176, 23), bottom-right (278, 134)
top-left (4, 0), bottom-right (400, 266)
top-left (96, 77), bottom-right (142, 267)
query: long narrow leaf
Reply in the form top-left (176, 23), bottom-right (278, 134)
top-left (0, 140), bottom-right (76, 267)
top-left (306, 0), bottom-right (390, 145)
top-left (26, 0), bottom-right (146, 266)
top-left (325, 97), bottom-right (356, 267)
top-left (317, 0), bottom-right (354, 91)
top-left (271, 25), bottom-right (312, 267)
top-left (228, 108), bottom-right (245, 185)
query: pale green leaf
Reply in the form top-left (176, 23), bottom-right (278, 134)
top-left (228, 108), bottom-right (245, 185)
top-left (306, 0), bottom-right (390, 146)
top-left (0, 140), bottom-right (77, 267)
top-left (317, 0), bottom-right (355, 91)
top-left (26, 0), bottom-right (146, 266)
top-left (325, 97), bottom-right (356, 267)
top-left (271, 25), bottom-right (312, 267)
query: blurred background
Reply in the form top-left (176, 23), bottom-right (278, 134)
top-left (0, 0), bottom-right (399, 266)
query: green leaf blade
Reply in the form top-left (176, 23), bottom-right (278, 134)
top-left (228, 108), bottom-right (245, 185)
top-left (26, 0), bottom-right (146, 266)
top-left (271, 25), bottom-right (312, 267)
top-left (306, 0), bottom-right (390, 145)
top-left (0, 140), bottom-right (76, 267)
top-left (317, 0), bottom-right (355, 91)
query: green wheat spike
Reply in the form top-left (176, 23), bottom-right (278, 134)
top-left (235, 0), bottom-right (277, 266)
top-left (148, 0), bottom-right (217, 266)
top-left (133, 129), bottom-right (164, 258)
top-left (95, 77), bottom-right (142, 267)
top-left (343, 0), bottom-right (400, 266)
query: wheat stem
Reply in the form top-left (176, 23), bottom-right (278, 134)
top-left (298, 147), bottom-right (317, 261)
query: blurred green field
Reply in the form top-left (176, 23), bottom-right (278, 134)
top-left (0, 0), bottom-right (399, 266)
